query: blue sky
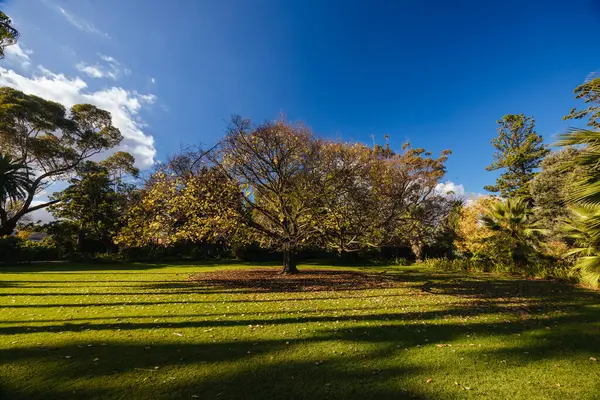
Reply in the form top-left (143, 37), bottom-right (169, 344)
top-left (1, 0), bottom-right (599, 199)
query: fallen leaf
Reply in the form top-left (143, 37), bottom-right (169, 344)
top-left (427, 378), bottom-right (434, 383)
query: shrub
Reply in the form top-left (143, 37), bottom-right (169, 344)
top-left (0, 236), bottom-right (60, 263)
top-left (421, 257), bottom-right (576, 282)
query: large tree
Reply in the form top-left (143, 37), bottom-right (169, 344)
top-left (217, 116), bottom-right (322, 273)
top-left (0, 11), bottom-right (19, 59)
top-left (0, 87), bottom-right (124, 235)
top-left (484, 114), bottom-right (549, 201)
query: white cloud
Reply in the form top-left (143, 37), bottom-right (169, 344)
top-left (0, 66), bottom-right (157, 169)
top-left (76, 54), bottom-right (128, 81)
top-left (56, 5), bottom-right (110, 38)
top-left (5, 43), bottom-right (33, 68)
top-left (151, 77), bottom-right (156, 84)
top-left (435, 181), bottom-right (465, 197)
top-left (76, 63), bottom-right (108, 79)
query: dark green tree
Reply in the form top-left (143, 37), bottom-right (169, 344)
top-left (530, 148), bottom-right (582, 235)
top-left (49, 153), bottom-right (139, 252)
top-left (0, 11), bottom-right (19, 59)
top-left (484, 114), bottom-right (549, 201)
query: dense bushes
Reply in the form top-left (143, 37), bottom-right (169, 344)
top-left (0, 236), bottom-right (60, 263)
top-left (421, 257), bottom-right (574, 282)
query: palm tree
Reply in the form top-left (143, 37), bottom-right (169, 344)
top-left (0, 154), bottom-right (31, 206)
top-left (556, 128), bottom-right (600, 287)
top-left (480, 197), bottom-right (543, 265)
top-left (560, 206), bottom-right (600, 287)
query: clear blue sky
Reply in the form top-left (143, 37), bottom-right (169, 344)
top-left (1, 0), bottom-right (599, 196)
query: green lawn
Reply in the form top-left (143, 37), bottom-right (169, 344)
top-left (1, 262), bottom-right (599, 399)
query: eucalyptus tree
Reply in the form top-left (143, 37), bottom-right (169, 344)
top-left (0, 87), bottom-right (124, 235)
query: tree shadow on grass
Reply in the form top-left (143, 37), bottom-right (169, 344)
top-left (0, 339), bottom-right (430, 400)
top-left (2, 307), bottom-right (600, 400)
top-left (0, 260), bottom-right (252, 273)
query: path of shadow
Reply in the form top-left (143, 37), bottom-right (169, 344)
top-left (0, 338), bottom-right (430, 400)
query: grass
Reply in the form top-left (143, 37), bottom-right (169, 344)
top-left (1, 261), bottom-right (599, 399)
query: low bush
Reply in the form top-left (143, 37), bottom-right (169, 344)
top-left (0, 236), bottom-right (60, 263)
top-left (421, 257), bottom-right (576, 282)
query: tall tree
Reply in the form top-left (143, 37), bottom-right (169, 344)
top-left (484, 114), bottom-right (549, 201)
top-left (217, 116), bottom-right (322, 273)
top-left (0, 11), bottom-right (19, 59)
top-left (0, 87), bottom-right (124, 235)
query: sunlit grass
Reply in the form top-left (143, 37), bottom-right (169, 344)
top-left (1, 262), bottom-right (599, 399)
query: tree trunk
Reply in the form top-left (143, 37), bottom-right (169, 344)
top-left (411, 242), bottom-right (424, 263)
top-left (76, 227), bottom-right (85, 252)
top-left (0, 220), bottom-right (17, 236)
top-left (281, 249), bottom-right (298, 274)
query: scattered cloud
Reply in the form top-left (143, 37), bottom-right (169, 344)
top-left (76, 63), bottom-right (107, 79)
top-left (0, 66), bottom-right (157, 169)
top-left (5, 43), bottom-right (33, 68)
top-left (586, 70), bottom-right (599, 82)
top-left (151, 77), bottom-right (156, 84)
top-left (46, 2), bottom-right (110, 38)
top-left (76, 54), bottom-right (129, 81)
top-left (435, 181), bottom-right (465, 197)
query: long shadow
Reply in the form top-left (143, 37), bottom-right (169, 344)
top-left (0, 338), bottom-right (431, 400)
top-left (3, 309), bottom-right (600, 399)
top-left (0, 260), bottom-right (251, 273)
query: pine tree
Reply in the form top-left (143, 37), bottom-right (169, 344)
top-left (484, 114), bottom-right (549, 201)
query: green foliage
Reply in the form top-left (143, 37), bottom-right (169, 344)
top-left (49, 157), bottom-right (137, 253)
top-left (421, 257), bottom-right (574, 281)
top-left (530, 148), bottom-right (581, 235)
top-left (0, 236), bottom-right (59, 263)
top-left (480, 197), bottom-right (545, 264)
top-left (560, 206), bottom-right (600, 288)
top-left (563, 77), bottom-right (600, 129)
top-left (0, 153), bottom-right (31, 206)
top-left (0, 11), bottom-right (18, 59)
top-left (484, 114), bottom-right (549, 200)
top-left (556, 128), bottom-right (600, 288)
top-left (0, 87), bottom-right (125, 235)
